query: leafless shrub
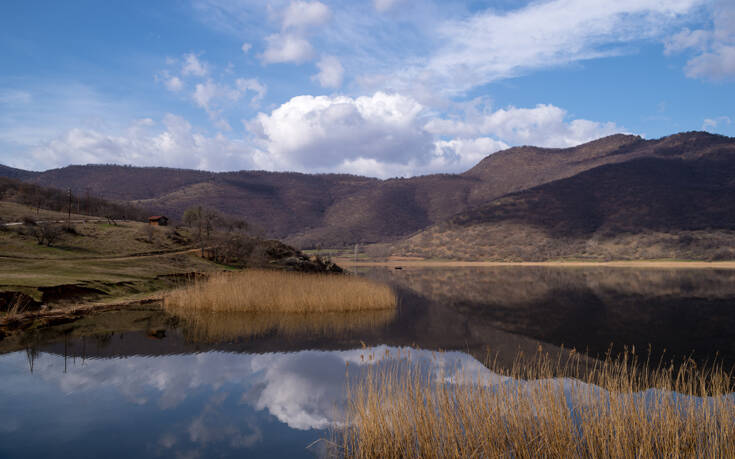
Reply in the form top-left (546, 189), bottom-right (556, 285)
top-left (31, 222), bottom-right (63, 246)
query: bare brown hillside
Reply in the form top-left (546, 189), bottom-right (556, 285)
top-left (394, 143), bottom-right (735, 261)
top-left (2, 131), bottom-right (734, 254)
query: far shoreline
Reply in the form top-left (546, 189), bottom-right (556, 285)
top-left (334, 258), bottom-right (735, 270)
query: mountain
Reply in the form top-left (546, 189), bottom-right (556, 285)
top-left (2, 131), bottom-right (735, 259)
top-left (394, 132), bottom-right (735, 260)
top-left (0, 164), bottom-right (38, 181)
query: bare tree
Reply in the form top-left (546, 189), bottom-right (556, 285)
top-left (183, 206), bottom-right (224, 255)
top-left (31, 222), bottom-right (62, 246)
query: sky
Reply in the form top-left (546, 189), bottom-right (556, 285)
top-left (0, 0), bottom-right (734, 178)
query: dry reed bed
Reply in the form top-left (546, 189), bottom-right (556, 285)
top-left (338, 350), bottom-right (735, 458)
top-left (173, 309), bottom-right (397, 342)
top-left (164, 270), bottom-right (397, 313)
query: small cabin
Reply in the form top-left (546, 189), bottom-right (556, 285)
top-left (148, 216), bottom-right (169, 226)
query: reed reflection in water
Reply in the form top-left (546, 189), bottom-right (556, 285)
top-left (170, 309), bottom-right (398, 343)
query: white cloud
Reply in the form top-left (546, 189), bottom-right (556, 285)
top-left (425, 103), bottom-right (623, 148)
top-left (8, 86), bottom-right (621, 178)
top-left (433, 137), bottom-right (509, 169)
top-left (246, 92), bottom-right (622, 177)
top-left (261, 33), bottom-right (315, 64)
top-left (702, 116), bottom-right (731, 131)
top-left (156, 53), bottom-right (267, 129)
top-left (164, 76), bottom-right (184, 92)
top-left (684, 46), bottom-right (735, 80)
top-left (247, 92), bottom-right (433, 173)
top-left (282, 1), bottom-right (331, 30)
top-left (312, 55), bottom-right (344, 88)
top-left (259, 1), bottom-right (331, 66)
top-left (665, 0), bottom-right (735, 80)
top-left (374, 0), bottom-right (704, 96)
top-left (241, 42), bottom-right (252, 54)
top-left (182, 53), bottom-right (209, 77)
top-left (25, 114), bottom-right (256, 171)
top-left (664, 28), bottom-right (711, 55)
top-left (193, 80), bottom-right (239, 110)
top-left (235, 78), bottom-right (267, 106)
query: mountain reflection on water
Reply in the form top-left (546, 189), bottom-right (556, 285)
top-left (2, 266), bottom-right (735, 458)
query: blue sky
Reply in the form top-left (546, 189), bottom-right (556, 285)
top-left (1, 0), bottom-right (733, 177)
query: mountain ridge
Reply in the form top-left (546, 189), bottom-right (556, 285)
top-left (2, 131), bottom-right (734, 257)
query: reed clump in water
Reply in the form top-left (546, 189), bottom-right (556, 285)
top-left (164, 270), bottom-right (397, 313)
top-left (338, 349), bottom-right (735, 458)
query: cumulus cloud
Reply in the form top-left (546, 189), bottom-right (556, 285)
top-left (25, 114), bottom-right (256, 171)
top-left (261, 33), bottom-right (315, 64)
top-left (164, 76), bottom-right (184, 92)
top-left (282, 1), bottom-right (331, 30)
top-left (235, 78), bottom-right (267, 106)
top-left (241, 42), bottom-right (252, 54)
top-left (425, 103), bottom-right (622, 148)
top-left (312, 55), bottom-right (344, 88)
top-left (181, 53), bottom-right (209, 77)
top-left (16, 91), bottom-right (622, 178)
top-left (260, 1), bottom-right (331, 65)
top-left (247, 92), bottom-right (434, 173)
top-left (246, 92), bottom-right (622, 177)
top-left (664, 0), bottom-right (735, 80)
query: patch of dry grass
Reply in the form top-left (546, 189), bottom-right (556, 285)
top-left (338, 349), bottom-right (735, 458)
top-left (163, 270), bottom-right (397, 313)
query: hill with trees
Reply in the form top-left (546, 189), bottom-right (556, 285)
top-left (2, 131), bottom-right (735, 260)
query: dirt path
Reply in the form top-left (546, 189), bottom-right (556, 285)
top-left (0, 247), bottom-right (202, 262)
top-left (335, 258), bottom-right (735, 270)
top-left (2, 218), bottom-right (105, 227)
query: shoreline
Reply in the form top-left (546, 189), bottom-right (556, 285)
top-left (334, 258), bottom-right (735, 269)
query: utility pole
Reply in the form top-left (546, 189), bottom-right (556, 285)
top-left (67, 188), bottom-right (72, 227)
top-left (84, 187), bottom-right (91, 215)
top-left (354, 243), bottom-right (358, 271)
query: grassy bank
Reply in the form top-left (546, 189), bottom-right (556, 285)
top-left (338, 350), bottom-right (735, 458)
top-left (164, 270), bottom-right (396, 313)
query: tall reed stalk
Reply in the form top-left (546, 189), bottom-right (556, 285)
top-left (338, 348), bottom-right (735, 458)
top-left (164, 270), bottom-right (397, 313)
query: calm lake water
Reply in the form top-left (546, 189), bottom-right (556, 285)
top-left (2, 267), bottom-right (735, 458)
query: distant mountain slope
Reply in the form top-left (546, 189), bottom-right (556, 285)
top-left (2, 131), bottom-right (734, 253)
top-left (0, 164), bottom-right (38, 181)
top-left (394, 138), bottom-right (735, 261)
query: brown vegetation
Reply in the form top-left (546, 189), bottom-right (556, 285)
top-left (0, 176), bottom-right (148, 221)
top-left (338, 348), bottom-right (735, 458)
top-left (172, 309), bottom-right (396, 343)
top-left (163, 270), bottom-right (396, 313)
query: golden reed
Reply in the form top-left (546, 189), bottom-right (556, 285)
top-left (163, 270), bottom-right (397, 313)
top-left (337, 348), bottom-right (735, 458)
top-left (172, 309), bottom-right (397, 343)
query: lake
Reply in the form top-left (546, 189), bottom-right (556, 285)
top-left (2, 266), bottom-right (735, 458)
